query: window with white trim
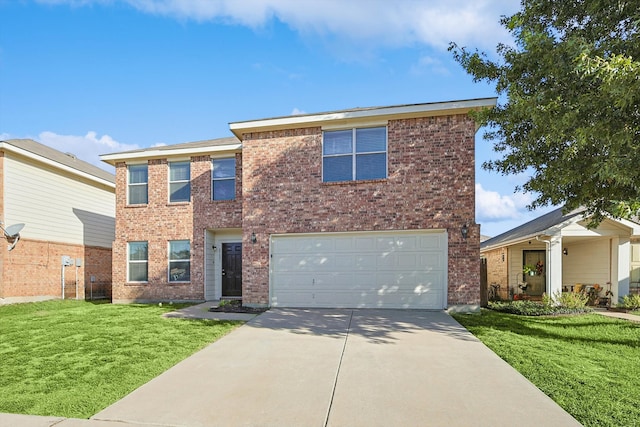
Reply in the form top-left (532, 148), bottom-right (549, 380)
top-left (128, 241), bottom-right (148, 282)
top-left (128, 164), bottom-right (148, 204)
top-left (212, 158), bottom-right (236, 200)
top-left (168, 240), bottom-right (190, 282)
top-left (169, 161), bottom-right (190, 203)
top-left (322, 126), bottom-right (387, 182)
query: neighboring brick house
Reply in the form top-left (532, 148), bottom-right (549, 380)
top-left (101, 98), bottom-right (496, 311)
top-left (0, 139), bottom-right (115, 303)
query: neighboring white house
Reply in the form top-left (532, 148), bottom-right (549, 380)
top-left (0, 139), bottom-right (115, 302)
top-left (481, 207), bottom-right (640, 304)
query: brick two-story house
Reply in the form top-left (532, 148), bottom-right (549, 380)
top-left (101, 98), bottom-right (496, 311)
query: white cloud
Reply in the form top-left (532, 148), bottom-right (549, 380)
top-left (476, 183), bottom-right (532, 222)
top-left (39, 0), bottom-right (520, 51)
top-left (409, 55), bottom-right (450, 76)
top-left (290, 107), bottom-right (306, 115)
top-left (37, 131), bottom-right (139, 171)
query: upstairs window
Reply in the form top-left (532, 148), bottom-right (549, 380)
top-left (128, 164), bottom-right (148, 204)
top-left (128, 241), bottom-right (148, 282)
top-left (168, 240), bottom-right (191, 282)
top-left (169, 161), bottom-right (191, 203)
top-left (323, 127), bottom-right (387, 182)
top-left (212, 158), bottom-right (236, 200)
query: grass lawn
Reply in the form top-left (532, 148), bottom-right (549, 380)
top-left (0, 300), bottom-right (242, 419)
top-left (453, 310), bottom-right (640, 427)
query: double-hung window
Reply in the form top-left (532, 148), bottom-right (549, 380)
top-left (168, 240), bottom-right (190, 282)
top-left (212, 158), bottom-right (236, 200)
top-left (323, 126), bottom-right (387, 182)
top-left (169, 161), bottom-right (191, 203)
top-left (128, 164), bottom-right (148, 204)
top-left (128, 241), bottom-right (148, 282)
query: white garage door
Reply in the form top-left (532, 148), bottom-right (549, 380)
top-left (270, 230), bottom-right (447, 309)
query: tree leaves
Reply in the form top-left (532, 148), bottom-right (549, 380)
top-left (450, 0), bottom-right (640, 224)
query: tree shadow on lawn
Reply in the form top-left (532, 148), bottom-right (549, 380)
top-left (463, 312), bottom-right (640, 348)
top-left (247, 308), bottom-right (477, 345)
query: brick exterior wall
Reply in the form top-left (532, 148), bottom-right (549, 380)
top-left (241, 114), bottom-right (480, 307)
top-left (483, 248), bottom-right (509, 300)
top-left (111, 154), bottom-right (242, 302)
top-left (111, 113), bottom-right (480, 307)
top-left (0, 238), bottom-right (111, 300)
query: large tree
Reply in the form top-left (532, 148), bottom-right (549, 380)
top-left (450, 0), bottom-right (640, 224)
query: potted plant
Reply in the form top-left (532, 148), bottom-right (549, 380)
top-left (523, 265), bottom-right (536, 276)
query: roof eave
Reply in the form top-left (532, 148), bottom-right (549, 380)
top-left (481, 233), bottom-right (553, 253)
top-left (100, 143), bottom-right (243, 166)
top-left (229, 97), bottom-right (497, 138)
top-left (1, 141), bottom-right (115, 189)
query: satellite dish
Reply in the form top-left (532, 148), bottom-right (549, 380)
top-left (1, 222), bottom-right (25, 251)
top-left (4, 223), bottom-right (24, 237)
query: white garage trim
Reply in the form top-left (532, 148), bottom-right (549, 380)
top-left (270, 230), bottom-right (448, 309)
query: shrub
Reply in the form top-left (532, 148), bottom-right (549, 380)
top-left (489, 292), bottom-right (591, 316)
top-left (618, 294), bottom-right (640, 310)
top-left (489, 300), bottom-right (554, 316)
top-left (556, 291), bottom-right (589, 309)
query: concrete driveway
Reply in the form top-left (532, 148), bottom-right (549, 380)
top-left (87, 309), bottom-right (581, 427)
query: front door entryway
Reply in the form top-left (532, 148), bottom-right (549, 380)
top-left (222, 242), bottom-right (242, 297)
top-left (523, 250), bottom-right (545, 296)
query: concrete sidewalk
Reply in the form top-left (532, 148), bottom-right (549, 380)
top-left (1, 309), bottom-right (582, 427)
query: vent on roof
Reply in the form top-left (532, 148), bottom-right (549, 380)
top-left (65, 152), bottom-right (77, 159)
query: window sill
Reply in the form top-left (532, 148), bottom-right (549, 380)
top-left (126, 204), bottom-right (148, 208)
top-left (322, 178), bottom-right (387, 186)
top-left (125, 282), bottom-right (149, 286)
top-left (167, 202), bottom-right (191, 207)
top-left (169, 281), bottom-right (191, 285)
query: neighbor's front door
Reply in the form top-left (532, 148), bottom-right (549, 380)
top-left (523, 250), bottom-right (545, 296)
top-left (221, 243), bottom-right (242, 297)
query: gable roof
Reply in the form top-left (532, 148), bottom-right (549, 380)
top-left (481, 206), bottom-right (585, 251)
top-left (100, 136), bottom-right (241, 165)
top-left (0, 139), bottom-right (115, 187)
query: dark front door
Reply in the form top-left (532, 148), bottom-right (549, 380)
top-left (523, 250), bottom-right (546, 296)
top-left (222, 243), bottom-right (242, 297)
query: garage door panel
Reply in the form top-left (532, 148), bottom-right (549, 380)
top-left (314, 289), bottom-right (444, 309)
top-left (271, 231), bottom-right (447, 309)
top-left (419, 252), bottom-right (445, 269)
top-left (354, 237), bottom-right (375, 251)
top-left (419, 234), bottom-right (445, 249)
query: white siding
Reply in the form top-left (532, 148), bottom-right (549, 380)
top-left (562, 240), bottom-right (610, 286)
top-left (3, 154), bottom-right (115, 248)
top-left (630, 243), bottom-right (640, 283)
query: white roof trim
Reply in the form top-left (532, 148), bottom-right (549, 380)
top-left (481, 214), bottom-right (640, 253)
top-left (1, 142), bottom-right (115, 189)
top-left (230, 98), bottom-right (497, 137)
top-left (481, 233), bottom-right (552, 253)
top-left (100, 143), bottom-right (242, 165)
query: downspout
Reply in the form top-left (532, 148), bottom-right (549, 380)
top-left (536, 236), bottom-right (552, 296)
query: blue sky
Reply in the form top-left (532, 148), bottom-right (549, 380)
top-left (0, 0), bottom-right (555, 237)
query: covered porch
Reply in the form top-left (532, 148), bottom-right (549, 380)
top-left (481, 207), bottom-right (640, 305)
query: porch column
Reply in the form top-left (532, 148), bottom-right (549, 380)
top-left (548, 236), bottom-right (563, 298)
top-left (616, 237), bottom-right (630, 301)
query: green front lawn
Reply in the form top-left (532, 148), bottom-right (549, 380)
top-left (453, 310), bottom-right (640, 427)
top-left (0, 300), bottom-right (242, 419)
